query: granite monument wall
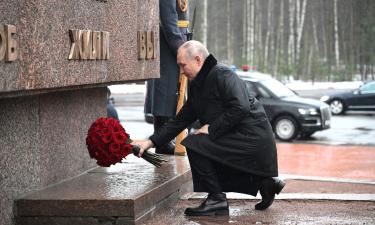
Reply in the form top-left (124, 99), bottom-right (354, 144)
top-left (0, 0), bottom-right (159, 224)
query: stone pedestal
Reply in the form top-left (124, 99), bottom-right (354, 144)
top-left (15, 156), bottom-right (192, 225)
top-left (0, 1), bottom-right (159, 225)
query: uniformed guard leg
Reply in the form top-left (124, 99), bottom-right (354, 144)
top-left (186, 148), bottom-right (222, 193)
top-left (153, 116), bottom-right (175, 154)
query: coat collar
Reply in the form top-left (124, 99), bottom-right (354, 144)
top-left (191, 54), bottom-right (217, 87)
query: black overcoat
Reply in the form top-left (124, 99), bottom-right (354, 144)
top-left (150, 55), bottom-right (278, 178)
top-left (144, 0), bottom-right (188, 117)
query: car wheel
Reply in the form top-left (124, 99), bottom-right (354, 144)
top-left (329, 99), bottom-right (345, 115)
top-left (273, 115), bottom-right (299, 141)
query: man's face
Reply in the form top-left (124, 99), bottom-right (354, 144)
top-left (177, 49), bottom-right (203, 81)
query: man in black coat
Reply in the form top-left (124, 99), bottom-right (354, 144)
top-left (134, 40), bottom-right (285, 216)
top-left (144, 0), bottom-right (189, 154)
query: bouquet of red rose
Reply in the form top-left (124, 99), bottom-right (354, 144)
top-left (86, 117), bottom-right (167, 167)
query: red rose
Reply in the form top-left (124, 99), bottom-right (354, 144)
top-left (86, 117), bottom-right (132, 167)
top-left (112, 132), bottom-right (127, 145)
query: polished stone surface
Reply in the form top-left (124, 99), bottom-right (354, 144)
top-left (0, 0), bottom-right (159, 98)
top-left (0, 88), bottom-right (106, 225)
top-left (15, 155), bottom-right (191, 224)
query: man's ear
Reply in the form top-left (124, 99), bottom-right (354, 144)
top-left (195, 55), bottom-right (202, 65)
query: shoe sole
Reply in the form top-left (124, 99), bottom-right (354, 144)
top-left (254, 179), bottom-right (286, 211)
top-left (275, 180), bottom-right (286, 194)
top-left (185, 209), bottom-right (229, 216)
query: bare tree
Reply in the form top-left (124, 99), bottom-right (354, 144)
top-left (264, 0), bottom-right (272, 70)
top-left (201, 0), bottom-right (208, 46)
top-left (242, 0), bottom-right (248, 63)
top-left (274, 0), bottom-right (285, 78)
top-left (227, 0), bottom-right (233, 64)
top-left (295, 0), bottom-right (307, 63)
top-left (247, 0), bottom-right (255, 64)
top-left (288, 0), bottom-right (296, 67)
top-left (333, 0), bottom-right (340, 69)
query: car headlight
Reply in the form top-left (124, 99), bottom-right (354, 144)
top-left (320, 95), bottom-right (330, 102)
top-left (298, 108), bottom-right (318, 115)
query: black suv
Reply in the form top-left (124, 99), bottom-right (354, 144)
top-left (237, 71), bottom-right (331, 141)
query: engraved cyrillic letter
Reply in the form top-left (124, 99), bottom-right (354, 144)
top-left (0, 25), bottom-right (6, 61)
top-left (101, 31), bottom-right (110, 59)
top-left (146, 31), bottom-right (154, 59)
top-left (93, 31), bottom-right (102, 60)
top-left (4, 25), bottom-right (17, 62)
top-left (138, 31), bottom-right (146, 59)
top-left (81, 30), bottom-right (92, 60)
top-left (69, 29), bottom-right (83, 60)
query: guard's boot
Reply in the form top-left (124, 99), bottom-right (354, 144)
top-left (255, 177), bottom-right (285, 210)
top-left (184, 193), bottom-right (229, 216)
top-left (153, 116), bottom-right (175, 155)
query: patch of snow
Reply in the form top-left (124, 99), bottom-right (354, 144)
top-left (108, 78), bottom-right (364, 95)
top-left (285, 81), bottom-right (363, 91)
top-left (108, 84), bottom-right (146, 94)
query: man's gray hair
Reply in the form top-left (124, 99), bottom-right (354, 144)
top-left (179, 40), bottom-right (209, 60)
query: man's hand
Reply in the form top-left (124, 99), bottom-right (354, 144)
top-left (194, 124), bottom-right (209, 135)
top-left (131, 139), bottom-right (154, 157)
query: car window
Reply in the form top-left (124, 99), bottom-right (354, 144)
top-left (360, 82), bottom-right (375, 94)
top-left (245, 81), bottom-right (259, 98)
top-left (257, 85), bottom-right (272, 98)
top-left (259, 79), bottom-right (296, 98)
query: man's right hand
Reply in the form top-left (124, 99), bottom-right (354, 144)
top-left (131, 140), bottom-right (154, 157)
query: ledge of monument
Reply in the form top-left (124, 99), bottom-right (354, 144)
top-left (15, 155), bottom-right (191, 223)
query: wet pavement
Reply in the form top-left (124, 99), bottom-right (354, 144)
top-left (142, 200), bottom-right (375, 225)
top-left (111, 98), bottom-right (375, 224)
top-left (141, 143), bottom-right (375, 224)
top-left (277, 143), bottom-right (375, 182)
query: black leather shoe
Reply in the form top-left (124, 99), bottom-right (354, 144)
top-left (255, 178), bottom-right (285, 210)
top-left (184, 193), bottom-right (229, 216)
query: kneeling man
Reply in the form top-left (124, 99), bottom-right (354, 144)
top-left (133, 40), bottom-right (285, 216)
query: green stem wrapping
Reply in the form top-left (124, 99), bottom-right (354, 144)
top-left (132, 145), bottom-right (168, 167)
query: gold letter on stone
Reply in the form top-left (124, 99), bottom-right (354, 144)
top-left (69, 29), bottom-right (83, 60)
top-left (146, 31), bottom-right (154, 59)
top-left (90, 31), bottom-right (98, 59)
top-left (81, 30), bottom-right (92, 60)
top-left (101, 31), bottom-right (110, 60)
top-left (138, 31), bottom-right (146, 60)
top-left (93, 31), bottom-right (102, 60)
top-left (4, 25), bottom-right (17, 62)
top-left (69, 29), bottom-right (110, 60)
top-left (0, 25), bottom-right (6, 61)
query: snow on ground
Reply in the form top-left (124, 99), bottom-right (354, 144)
top-left (285, 80), bottom-right (363, 91)
top-left (108, 79), bottom-right (363, 95)
top-left (108, 83), bottom-right (146, 94)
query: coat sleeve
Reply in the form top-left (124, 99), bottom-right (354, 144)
top-left (159, 0), bottom-right (185, 55)
top-left (208, 72), bottom-right (251, 140)
top-left (149, 98), bottom-right (197, 147)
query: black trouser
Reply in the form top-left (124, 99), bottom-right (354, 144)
top-left (186, 148), bottom-right (262, 196)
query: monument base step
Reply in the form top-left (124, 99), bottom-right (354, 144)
top-left (15, 155), bottom-right (192, 225)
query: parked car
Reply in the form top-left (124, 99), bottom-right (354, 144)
top-left (237, 71), bottom-right (331, 141)
top-left (320, 80), bottom-right (375, 115)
